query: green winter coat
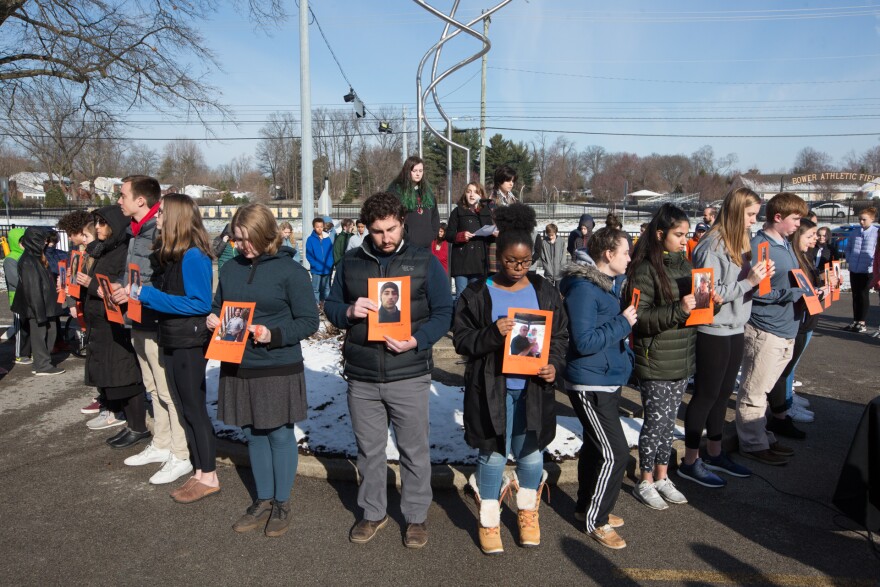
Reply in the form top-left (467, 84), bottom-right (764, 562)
top-left (627, 251), bottom-right (696, 381)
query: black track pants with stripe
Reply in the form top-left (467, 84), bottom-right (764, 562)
top-left (567, 387), bottom-right (630, 533)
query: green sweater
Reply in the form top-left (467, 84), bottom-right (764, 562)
top-left (628, 251), bottom-right (696, 381)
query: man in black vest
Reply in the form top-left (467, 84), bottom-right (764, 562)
top-left (325, 192), bottom-right (453, 549)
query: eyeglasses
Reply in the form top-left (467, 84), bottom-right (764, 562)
top-left (94, 217), bottom-right (108, 226)
top-left (156, 209), bottom-right (164, 216)
top-left (503, 259), bottom-right (532, 269)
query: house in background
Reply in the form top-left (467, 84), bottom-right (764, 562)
top-left (9, 172), bottom-right (73, 201)
top-left (184, 185), bottom-right (219, 200)
top-left (77, 177), bottom-right (123, 200)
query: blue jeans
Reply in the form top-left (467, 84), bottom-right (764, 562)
top-left (311, 273), bottom-right (331, 303)
top-left (242, 425), bottom-right (299, 501)
top-left (476, 388), bottom-right (544, 500)
top-left (454, 274), bottom-right (481, 304)
top-left (785, 331), bottom-right (813, 408)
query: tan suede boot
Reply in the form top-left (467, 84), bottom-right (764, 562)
top-left (513, 470), bottom-right (548, 547)
top-left (468, 473), bottom-right (505, 555)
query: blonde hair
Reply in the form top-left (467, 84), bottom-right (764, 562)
top-left (707, 187), bottom-right (761, 267)
top-left (156, 193), bottom-right (213, 265)
top-left (231, 203), bottom-right (283, 256)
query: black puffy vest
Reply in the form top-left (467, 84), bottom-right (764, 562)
top-left (153, 255), bottom-right (210, 350)
top-left (340, 243), bottom-right (432, 383)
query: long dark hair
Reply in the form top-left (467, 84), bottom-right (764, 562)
top-left (790, 218), bottom-right (818, 283)
top-left (627, 204), bottom-right (689, 303)
top-left (392, 155), bottom-right (434, 210)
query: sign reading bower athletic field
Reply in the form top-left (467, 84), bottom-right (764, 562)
top-left (790, 172), bottom-right (880, 185)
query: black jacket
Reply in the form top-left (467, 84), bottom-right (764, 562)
top-left (11, 227), bottom-right (64, 323)
top-left (82, 206), bottom-right (142, 389)
top-left (445, 204), bottom-right (493, 277)
top-left (452, 273), bottom-right (569, 453)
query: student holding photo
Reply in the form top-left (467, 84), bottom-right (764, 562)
top-left (453, 203), bottom-right (567, 554)
top-left (624, 204), bottom-right (703, 511)
top-left (79, 207), bottom-right (148, 448)
top-left (681, 188), bottom-right (769, 488)
top-left (559, 227), bottom-right (635, 550)
top-left (133, 194), bottom-right (216, 502)
top-left (208, 203), bottom-right (319, 537)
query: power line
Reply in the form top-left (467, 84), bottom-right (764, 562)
top-left (484, 125), bottom-right (880, 139)
top-left (489, 66), bottom-right (880, 86)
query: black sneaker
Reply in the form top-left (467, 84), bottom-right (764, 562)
top-left (767, 416), bottom-right (806, 440)
top-left (34, 367), bottom-right (65, 376)
top-left (703, 451), bottom-right (752, 478)
top-left (350, 515), bottom-right (389, 543)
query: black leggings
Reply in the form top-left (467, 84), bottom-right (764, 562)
top-left (684, 331), bottom-right (745, 450)
top-left (850, 272), bottom-right (871, 323)
top-left (164, 346), bottom-right (214, 473)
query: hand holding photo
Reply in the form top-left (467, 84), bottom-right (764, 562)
top-left (95, 273), bottom-right (124, 324)
top-left (631, 288), bottom-right (641, 309)
top-left (502, 309), bottom-right (553, 375)
top-left (56, 261), bottom-right (67, 304)
top-left (685, 268), bottom-right (715, 326)
top-left (367, 276), bottom-right (411, 342)
top-left (205, 301), bottom-right (257, 363)
top-left (127, 264), bottom-right (143, 322)
top-left (67, 250), bottom-right (83, 298)
top-left (831, 260), bottom-right (842, 301)
top-left (791, 268), bottom-right (823, 315)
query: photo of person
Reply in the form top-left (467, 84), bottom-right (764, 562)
top-left (129, 267), bottom-right (141, 300)
top-left (59, 265), bottom-right (67, 290)
top-left (795, 271), bottom-right (815, 296)
top-left (97, 275), bottom-right (119, 312)
top-left (219, 306), bottom-right (250, 342)
top-left (69, 252), bottom-right (80, 282)
top-left (378, 281), bottom-right (401, 323)
top-left (693, 272), bottom-right (712, 309)
top-left (508, 313), bottom-right (546, 358)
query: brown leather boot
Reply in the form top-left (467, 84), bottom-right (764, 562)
top-left (468, 473), bottom-right (504, 555)
top-left (514, 470), bottom-right (548, 547)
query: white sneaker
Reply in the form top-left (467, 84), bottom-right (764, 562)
top-left (633, 480), bottom-right (668, 510)
top-left (654, 477), bottom-right (688, 505)
top-left (792, 393), bottom-right (810, 408)
top-left (789, 404), bottom-right (815, 423)
top-left (149, 455), bottom-right (193, 485)
top-left (124, 443), bottom-right (171, 467)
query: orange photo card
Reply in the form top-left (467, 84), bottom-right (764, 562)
top-left (367, 276), bottom-right (411, 342)
top-left (831, 260), bottom-right (841, 301)
top-left (56, 260), bottom-right (67, 304)
top-left (502, 309), bottom-right (553, 376)
top-left (823, 265), bottom-right (833, 309)
top-left (791, 269), bottom-right (823, 315)
top-left (127, 264), bottom-right (142, 323)
top-left (205, 301), bottom-right (256, 363)
top-left (95, 273), bottom-right (124, 324)
top-left (757, 241), bottom-right (771, 296)
top-left (631, 288), bottom-right (641, 309)
top-left (67, 250), bottom-right (83, 298)
top-left (685, 268), bottom-right (715, 326)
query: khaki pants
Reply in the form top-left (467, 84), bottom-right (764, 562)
top-left (132, 329), bottom-right (188, 460)
top-left (735, 324), bottom-right (794, 452)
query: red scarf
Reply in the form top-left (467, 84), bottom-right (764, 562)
top-left (131, 202), bottom-right (160, 236)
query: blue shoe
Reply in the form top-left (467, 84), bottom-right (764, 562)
top-left (676, 458), bottom-right (726, 488)
top-left (703, 451), bottom-right (752, 478)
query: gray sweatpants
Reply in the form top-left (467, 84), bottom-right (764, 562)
top-left (347, 374), bottom-right (432, 524)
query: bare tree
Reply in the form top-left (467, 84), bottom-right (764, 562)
top-left (792, 147), bottom-right (834, 174)
top-left (0, 137), bottom-right (34, 178)
top-left (7, 82), bottom-right (114, 195)
top-left (124, 143), bottom-right (160, 177)
top-left (76, 133), bottom-right (125, 197)
top-left (579, 145), bottom-right (606, 185)
top-left (159, 139), bottom-right (207, 188)
top-left (1, 0), bottom-right (286, 116)
top-left (256, 112), bottom-right (300, 201)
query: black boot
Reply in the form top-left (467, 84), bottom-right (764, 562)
top-left (767, 416), bottom-right (806, 440)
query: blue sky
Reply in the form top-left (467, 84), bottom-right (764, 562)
top-left (130, 1), bottom-right (880, 174)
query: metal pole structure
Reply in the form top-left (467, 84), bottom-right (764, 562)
top-left (446, 119), bottom-right (453, 217)
top-left (299, 0), bottom-right (314, 268)
top-left (402, 105), bottom-right (408, 163)
top-left (479, 12), bottom-right (489, 187)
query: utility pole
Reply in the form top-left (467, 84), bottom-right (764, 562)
top-left (479, 12), bottom-right (490, 187)
top-left (402, 105), bottom-right (408, 163)
top-left (299, 0), bottom-right (314, 268)
top-left (447, 119), bottom-right (453, 217)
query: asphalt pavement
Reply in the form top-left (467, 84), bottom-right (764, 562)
top-left (0, 296), bottom-right (878, 586)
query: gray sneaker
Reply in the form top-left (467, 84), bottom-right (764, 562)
top-left (633, 480), bottom-right (668, 510)
top-left (87, 409), bottom-right (126, 431)
top-left (653, 477), bottom-right (688, 504)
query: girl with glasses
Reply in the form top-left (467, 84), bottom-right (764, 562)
top-left (453, 203), bottom-right (568, 554)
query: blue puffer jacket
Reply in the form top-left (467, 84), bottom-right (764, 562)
top-left (559, 255), bottom-right (633, 387)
